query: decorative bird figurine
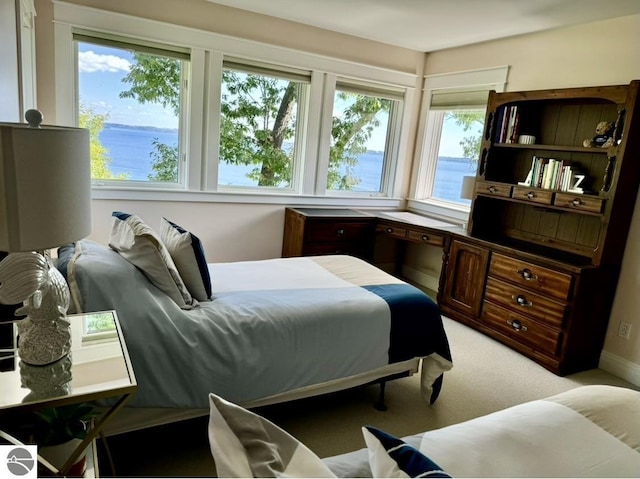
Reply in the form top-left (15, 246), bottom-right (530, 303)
top-left (0, 252), bottom-right (71, 365)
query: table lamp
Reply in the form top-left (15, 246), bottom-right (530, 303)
top-left (460, 175), bottom-right (476, 200)
top-left (0, 110), bottom-right (91, 366)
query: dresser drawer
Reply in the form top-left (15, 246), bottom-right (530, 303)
top-left (489, 253), bottom-right (572, 301)
top-left (553, 193), bottom-right (604, 214)
top-left (376, 222), bottom-right (407, 239)
top-left (484, 277), bottom-right (566, 328)
top-left (482, 302), bottom-right (561, 357)
top-left (307, 221), bottom-right (371, 243)
top-left (511, 186), bottom-right (553, 205)
top-left (475, 181), bottom-right (512, 198)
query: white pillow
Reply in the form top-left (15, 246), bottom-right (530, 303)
top-left (208, 393), bottom-right (336, 478)
top-left (159, 217), bottom-right (212, 301)
top-left (108, 212), bottom-right (197, 309)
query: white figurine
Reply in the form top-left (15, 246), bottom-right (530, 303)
top-left (0, 252), bottom-right (71, 365)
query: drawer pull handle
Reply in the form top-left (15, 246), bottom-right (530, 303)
top-left (488, 186), bottom-right (496, 194)
top-left (571, 198), bottom-right (582, 207)
top-left (336, 229), bottom-right (345, 236)
top-left (507, 319), bottom-right (528, 332)
top-left (517, 268), bottom-right (538, 281)
top-left (386, 228), bottom-right (393, 234)
top-left (526, 191), bottom-right (535, 200)
top-left (421, 235), bottom-right (429, 242)
top-left (511, 294), bottom-right (533, 307)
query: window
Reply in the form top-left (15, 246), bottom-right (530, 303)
top-left (218, 61), bottom-right (310, 190)
top-left (74, 33), bottom-right (189, 186)
top-left (56, 5), bottom-right (417, 206)
top-left (410, 66), bottom-right (509, 220)
top-left (327, 82), bottom-right (403, 194)
top-left (430, 108), bottom-right (484, 206)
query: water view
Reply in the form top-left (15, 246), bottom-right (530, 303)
top-left (99, 124), bottom-right (473, 203)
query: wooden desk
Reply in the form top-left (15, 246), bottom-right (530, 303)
top-left (282, 208), bottom-right (464, 292)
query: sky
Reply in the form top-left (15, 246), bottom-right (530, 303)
top-left (78, 43), bottom-right (179, 129)
top-left (78, 43), bottom-right (476, 157)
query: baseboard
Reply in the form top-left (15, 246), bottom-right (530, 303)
top-left (599, 350), bottom-right (640, 387)
top-left (401, 265), bottom-right (440, 293)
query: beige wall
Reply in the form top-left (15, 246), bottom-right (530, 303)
top-left (33, 2), bottom-right (640, 375)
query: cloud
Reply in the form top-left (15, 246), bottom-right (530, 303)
top-left (78, 50), bottom-right (131, 73)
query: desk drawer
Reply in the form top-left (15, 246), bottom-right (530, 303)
top-left (307, 222), bottom-right (371, 243)
top-left (303, 242), bottom-right (369, 257)
top-left (482, 302), bottom-right (561, 357)
top-left (489, 253), bottom-right (572, 301)
top-left (484, 277), bottom-right (566, 328)
top-left (406, 229), bottom-right (444, 247)
top-left (376, 223), bottom-right (407, 239)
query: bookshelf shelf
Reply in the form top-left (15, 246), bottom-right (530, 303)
top-left (493, 143), bottom-right (611, 154)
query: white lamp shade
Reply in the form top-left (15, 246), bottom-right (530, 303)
top-left (0, 122), bottom-right (91, 252)
top-left (460, 175), bottom-right (477, 200)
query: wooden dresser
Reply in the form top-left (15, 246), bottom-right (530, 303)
top-left (282, 207), bottom-right (376, 260)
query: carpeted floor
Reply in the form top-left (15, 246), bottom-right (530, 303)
top-left (98, 316), bottom-right (638, 477)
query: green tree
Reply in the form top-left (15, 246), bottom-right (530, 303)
top-left (445, 110), bottom-right (484, 165)
top-left (148, 138), bottom-right (179, 182)
top-left (329, 93), bottom-right (390, 190)
top-left (79, 107), bottom-right (128, 180)
top-left (120, 53), bottom-right (388, 189)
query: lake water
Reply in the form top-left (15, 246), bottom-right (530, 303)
top-left (99, 125), bottom-right (474, 204)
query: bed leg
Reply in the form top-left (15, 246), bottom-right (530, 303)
top-left (374, 381), bottom-right (387, 411)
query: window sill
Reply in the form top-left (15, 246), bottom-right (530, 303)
top-left (91, 186), bottom-right (404, 208)
top-left (407, 198), bottom-right (470, 225)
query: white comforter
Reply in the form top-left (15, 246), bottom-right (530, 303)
top-left (324, 385), bottom-right (640, 477)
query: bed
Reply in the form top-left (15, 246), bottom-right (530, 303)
top-left (56, 238), bottom-right (452, 435)
top-left (207, 384), bottom-right (640, 478)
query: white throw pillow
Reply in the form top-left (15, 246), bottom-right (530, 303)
top-left (108, 211), bottom-right (197, 309)
top-left (159, 217), bottom-right (212, 301)
top-left (208, 393), bottom-right (336, 478)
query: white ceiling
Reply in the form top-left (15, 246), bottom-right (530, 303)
top-left (205, 0), bottom-right (640, 51)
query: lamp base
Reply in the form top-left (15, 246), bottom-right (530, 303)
top-left (0, 252), bottom-right (72, 366)
top-left (17, 317), bottom-right (71, 366)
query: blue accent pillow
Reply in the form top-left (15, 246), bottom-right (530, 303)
top-left (363, 426), bottom-right (451, 478)
top-left (159, 218), bottom-right (212, 301)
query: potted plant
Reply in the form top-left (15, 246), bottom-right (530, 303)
top-left (31, 403), bottom-right (95, 476)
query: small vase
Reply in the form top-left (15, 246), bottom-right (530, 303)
top-left (39, 438), bottom-right (87, 477)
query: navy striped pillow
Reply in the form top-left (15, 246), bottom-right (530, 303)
top-left (363, 426), bottom-right (451, 478)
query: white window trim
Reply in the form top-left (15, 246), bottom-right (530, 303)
top-left (53, 1), bottom-right (415, 207)
top-left (409, 65), bottom-right (509, 223)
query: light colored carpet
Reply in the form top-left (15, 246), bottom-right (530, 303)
top-left (99, 316), bottom-right (638, 477)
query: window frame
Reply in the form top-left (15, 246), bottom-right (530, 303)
top-left (52, 2), bottom-right (416, 208)
top-left (321, 77), bottom-right (407, 198)
top-left (408, 66), bottom-right (509, 223)
top-left (73, 33), bottom-right (190, 188)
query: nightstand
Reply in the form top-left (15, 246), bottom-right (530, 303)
top-left (0, 310), bottom-right (136, 477)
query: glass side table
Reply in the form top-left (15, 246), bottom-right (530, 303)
top-left (0, 310), bottom-right (137, 477)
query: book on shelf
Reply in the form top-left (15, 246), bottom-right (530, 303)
top-left (525, 156), bottom-right (585, 192)
top-left (494, 105), bottom-right (520, 143)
